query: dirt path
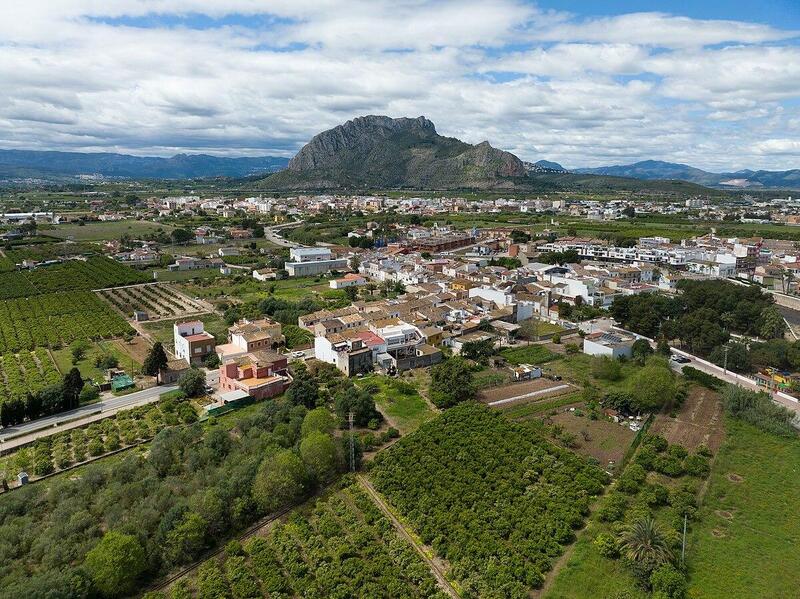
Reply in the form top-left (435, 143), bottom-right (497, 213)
top-left (357, 474), bottom-right (460, 599)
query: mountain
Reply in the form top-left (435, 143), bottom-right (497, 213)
top-left (261, 115), bottom-right (527, 190)
top-left (0, 149), bottom-right (289, 180)
top-left (524, 160), bottom-right (567, 173)
top-left (575, 160), bottom-right (800, 190)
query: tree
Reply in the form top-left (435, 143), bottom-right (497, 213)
top-left (759, 306), bottom-right (786, 340)
top-left (301, 407), bottom-right (336, 438)
top-left (334, 386), bottom-right (382, 427)
top-left (179, 368), bottom-right (206, 398)
top-left (286, 367), bottom-right (320, 408)
top-left (299, 431), bottom-right (340, 485)
top-left (631, 338), bottom-right (653, 364)
top-left (619, 516), bottom-right (674, 582)
top-left (252, 450), bottom-right (308, 514)
top-left (70, 340), bottom-right (89, 363)
top-left (171, 228), bottom-right (193, 244)
top-left (461, 338), bottom-right (496, 361)
top-left (63, 368), bottom-right (84, 410)
top-left (83, 531), bottom-right (146, 597)
top-left (143, 342), bottom-right (169, 377)
top-left (164, 511), bottom-right (208, 566)
top-left (656, 337), bottom-right (671, 356)
top-left (429, 357), bottom-right (476, 408)
top-left (650, 564), bottom-right (687, 599)
top-left (709, 342), bottom-right (751, 373)
top-left (629, 358), bottom-right (677, 413)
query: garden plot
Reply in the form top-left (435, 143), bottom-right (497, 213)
top-left (99, 283), bottom-right (209, 320)
top-left (0, 349), bottom-right (61, 406)
top-left (649, 386), bottom-right (725, 453)
top-left (479, 378), bottom-right (574, 407)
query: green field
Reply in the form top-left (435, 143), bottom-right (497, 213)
top-left (47, 220), bottom-right (174, 241)
top-left (51, 340), bottom-right (140, 383)
top-left (687, 419), bottom-right (800, 598)
top-left (357, 375), bottom-right (435, 434)
top-left (500, 343), bottom-right (560, 365)
top-left (181, 275), bottom-right (343, 303)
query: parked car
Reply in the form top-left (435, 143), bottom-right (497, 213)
top-left (291, 351), bottom-right (305, 359)
top-left (670, 354), bottom-right (691, 364)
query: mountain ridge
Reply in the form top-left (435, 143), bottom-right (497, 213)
top-left (575, 159), bottom-right (800, 189)
top-left (0, 149), bottom-right (289, 180)
top-left (262, 115), bottom-right (528, 190)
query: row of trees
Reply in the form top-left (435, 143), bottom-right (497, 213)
top-left (0, 367), bottom-right (84, 427)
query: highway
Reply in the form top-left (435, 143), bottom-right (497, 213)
top-left (264, 222), bottom-right (305, 248)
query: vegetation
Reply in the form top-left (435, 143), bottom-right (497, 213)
top-left (357, 375), bottom-right (435, 434)
top-left (722, 386), bottom-right (796, 437)
top-left (500, 343), bottom-right (559, 365)
top-left (371, 403), bottom-right (608, 597)
top-left (428, 356), bottom-right (476, 408)
top-left (182, 481), bottom-right (449, 598)
top-left (0, 291), bottom-right (133, 353)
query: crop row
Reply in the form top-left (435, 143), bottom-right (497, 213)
top-left (1, 397), bottom-right (197, 481)
top-left (0, 349), bottom-right (61, 405)
top-left (0, 256), bottom-right (148, 300)
top-left (0, 291), bottom-right (134, 353)
top-left (176, 482), bottom-right (448, 599)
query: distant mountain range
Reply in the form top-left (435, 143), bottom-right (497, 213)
top-left (524, 160), bottom-right (567, 173)
top-left (262, 115), bottom-right (527, 190)
top-left (0, 149), bottom-right (289, 181)
top-left (575, 160), bottom-right (800, 190)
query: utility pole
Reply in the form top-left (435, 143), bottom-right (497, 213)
top-left (681, 513), bottom-right (687, 566)
top-left (348, 411), bottom-right (355, 473)
top-left (723, 344), bottom-right (730, 374)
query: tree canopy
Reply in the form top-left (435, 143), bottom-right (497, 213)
top-left (429, 356), bottom-right (476, 408)
top-left (84, 531), bottom-right (146, 597)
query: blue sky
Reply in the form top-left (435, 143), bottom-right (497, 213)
top-left (1, 1), bottom-right (799, 170)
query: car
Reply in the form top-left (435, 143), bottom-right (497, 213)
top-left (670, 354), bottom-right (690, 364)
top-left (291, 351), bottom-right (306, 359)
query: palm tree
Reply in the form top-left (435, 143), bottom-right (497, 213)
top-left (619, 516), bottom-right (673, 567)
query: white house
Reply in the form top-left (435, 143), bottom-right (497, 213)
top-left (582, 331), bottom-right (635, 359)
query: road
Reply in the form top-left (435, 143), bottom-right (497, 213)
top-left (669, 349), bottom-right (800, 418)
top-left (0, 371), bottom-right (218, 451)
top-left (264, 222), bottom-right (305, 248)
top-left (357, 474), bottom-right (460, 599)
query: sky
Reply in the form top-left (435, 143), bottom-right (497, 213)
top-left (1, 1), bottom-right (799, 171)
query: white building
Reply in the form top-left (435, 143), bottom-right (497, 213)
top-left (285, 247), bottom-right (349, 277)
top-left (582, 331), bottom-right (635, 359)
top-left (174, 320), bottom-right (216, 366)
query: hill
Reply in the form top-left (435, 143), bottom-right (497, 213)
top-left (575, 160), bottom-right (800, 190)
top-left (260, 115), bottom-right (528, 190)
top-left (0, 149), bottom-right (289, 181)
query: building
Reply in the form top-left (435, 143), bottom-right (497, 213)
top-left (159, 358), bottom-right (190, 384)
top-left (314, 333), bottom-right (374, 376)
top-left (582, 331), bottom-right (635, 359)
top-left (285, 247), bottom-right (349, 277)
top-left (219, 351), bottom-right (291, 400)
top-left (330, 273), bottom-right (367, 289)
top-left (174, 320), bottom-right (217, 365)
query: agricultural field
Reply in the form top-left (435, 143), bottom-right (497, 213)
top-left (500, 343), bottom-right (560, 365)
top-left (46, 219), bottom-right (175, 241)
top-left (173, 481), bottom-right (449, 599)
top-left (1, 242), bottom-right (98, 266)
top-left (0, 256), bottom-right (148, 300)
top-left (356, 375), bottom-right (436, 434)
top-left (51, 339), bottom-right (144, 382)
top-left (0, 349), bottom-right (61, 406)
top-left (99, 283), bottom-right (208, 320)
top-left (182, 275), bottom-right (344, 304)
top-left (478, 378), bottom-right (574, 407)
top-left (370, 402), bottom-right (608, 597)
top-left (687, 419), bottom-right (800, 599)
top-left (0, 291), bottom-right (133, 353)
top-left (649, 386), bottom-right (725, 453)
top-left (0, 397), bottom-right (196, 484)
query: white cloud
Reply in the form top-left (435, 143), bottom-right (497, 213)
top-left (0, 1), bottom-right (798, 170)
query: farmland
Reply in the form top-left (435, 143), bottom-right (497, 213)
top-left (687, 418), bottom-right (800, 598)
top-left (0, 349), bottom-right (61, 406)
top-left (500, 343), bottom-right (560, 365)
top-left (175, 481), bottom-right (449, 599)
top-left (46, 219), bottom-right (175, 241)
top-left (99, 283), bottom-right (208, 320)
top-left (356, 375), bottom-right (436, 434)
top-left (0, 291), bottom-right (133, 353)
top-left (370, 402), bottom-right (608, 597)
top-left (0, 256), bottom-right (148, 300)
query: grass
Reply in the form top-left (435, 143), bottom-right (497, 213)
top-left (51, 340), bottom-right (138, 384)
top-left (179, 275), bottom-right (341, 303)
top-left (547, 353), bottom-right (642, 394)
top-left (500, 344), bottom-right (560, 365)
top-left (356, 375), bottom-right (435, 434)
top-left (500, 393), bottom-right (582, 420)
top-left (47, 220), bottom-right (174, 241)
top-left (687, 418), bottom-right (800, 598)
top-left (141, 313), bottom-right (229, 347)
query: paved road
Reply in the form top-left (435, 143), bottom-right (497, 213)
top-left (264, 222), bottom-right (305, 248)
top-left (669, 349), bottom-right (800, 418)
top-left (0, 371), bottom-right (219, 448)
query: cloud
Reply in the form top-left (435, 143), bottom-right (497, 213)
top-left (0, 1), bottom-right (798, 170)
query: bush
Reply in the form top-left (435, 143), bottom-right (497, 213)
top-left (723, 385), bottom-right (796, 437)
top-left (641, 483), bottom-right (670, 507)
top-left (635, 445), bottom-right (658, 471)
top-left (642, 434), bottom-right (668, 452)
top-left (682, 366), bottom-right (723, 390)
top-left (650, 563), bottom-right (687, 599)
top-left (667, 444), bottom-right (688, 460)
top-left (683, 454), bottom-right (710, 477)
top-left (565, 343), bottom-right (579, 354)
top-left (88, 438), bottom-right (104, 457)
top-left (654, 454), bottom-right (684, 477)
top-left (594, 532), bottom-right (620, 559)
top-left (617, 463), bottom-right (647, 495)
top-left (598, 492), bottom-right (628, 522)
